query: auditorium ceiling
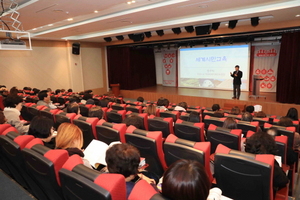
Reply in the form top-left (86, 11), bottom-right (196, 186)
top-left (3, 0), bottom-right (300, 42)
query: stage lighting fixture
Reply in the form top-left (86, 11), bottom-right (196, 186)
top-left (195, 25), bottom-right (211, 35)
top-left (128, 33), bottom-right (144, 42)
top-left (184, 26), bottom-right (194, 33)
top-left (104, 37), bottom-right (112, 42)
top-left (144, 31), bottom-right (152, 38)
top-left (251, 17), bottom-right (260, 26)
top-left (116, 35), bottom-right (124, 41)
top-left (172, 27), bottom-right (181, 35)
top-left (228, 20), bottom-right (238, 29)
top-left (211, 22), bottom-right (220, 30)
top-left (156, 30), bottom-right (164, 36)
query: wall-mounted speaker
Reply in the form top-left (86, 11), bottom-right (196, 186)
top-left (144, 31), bottom-right (152, 38)
top-left (156, 30), bottom-right (164, 36)
top-left (104, 37), bottom-right (112, 42)
top-left (172, 27), bottom-right (181, 35)
top-left (72, 43), bottom-right (80, 55)
top-left (211, 22), bottom-right (220, 31)
top-left (116, 35), bottom-right (124, 41)
top-left (195, 25), bottom-right (211, 35)
top-left (228, 20), bottom-right (238, 29)
top-left (251, 17), bottom-right (260, 26)
top-left (128, 33), bottom-right (144, 42)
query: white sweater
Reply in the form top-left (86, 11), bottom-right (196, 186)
top-left (3, 107), bottom-right (29, 134)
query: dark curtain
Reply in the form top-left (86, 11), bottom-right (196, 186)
top-left (107, 47), bottom-right (156, 90)
top-left (276, 32), bottom-right (300, 104)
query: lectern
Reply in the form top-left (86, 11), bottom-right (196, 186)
top-left (249, 75), bottom-right (266, 99)
top-left (110, 83), bottom-right (120, 97)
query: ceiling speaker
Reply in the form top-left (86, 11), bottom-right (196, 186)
top-left (128, 33), bottom-right (144, 42)
top-left (184, 26), bottom-right (194, 33)
top-left (251, 17), bottom-right (260, 26)
top-left (211, 22), bottom-right (220, 31)
top-left (195, 25), bottom-right (211, 35)
top-left (228, 20), bottom-right (238, 29)
top-left (104, 37), bottom-right (112, 42)
top-left (116, 35), bottom-right (124, 41)
top-left (172, 27), bottom-right (181, 35)
top-left (144, 31), bottom-right (152, 38)
top-left (156, 30), bottom-right (164, 36)
top-left (72, 43), bottom-right (80, 55)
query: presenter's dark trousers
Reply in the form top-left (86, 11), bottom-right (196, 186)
top-left (233, 84), bottom-right (241, 98)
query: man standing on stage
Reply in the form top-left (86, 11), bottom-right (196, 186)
top-left (230, 65), bottom-right (243, 100)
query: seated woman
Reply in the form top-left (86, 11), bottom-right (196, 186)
top-left (174, 102), bottom-right (187, 112)
top-left (285, 107), bottom-right (298, 121)
top-left (245, 132), bottom-right (289, 189)
top-left (28, 116), bottom-right (56, 149)
top-left (230, 106), bottom-right (240, 115)
top-left (66, 102), bottom-right (80, 115)
top-left (222, 117), bottom-right (237, 129)
top-left (188, 111), bottom-right (200, 123)
top-left (123, 115), bottom-right (143, 129)
top-left (278, 117), bottom-right (300, 149)
top-left (3, 95), bottom-right (29, 134)
top-left (105, 143), bottom-right (155, 198)
top-left (55, 123), bottom-right (91, 168)
top-left (88, 106), bottom-right (103, 119)
top-left (145, 104), bottom-right (157, 116)
top-left (241, 112), bottom-right (253, 122)
top-left (162, 159), bottom-right (211, 200)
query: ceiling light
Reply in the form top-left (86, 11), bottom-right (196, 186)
top-left (67, 18), bottom-right (73, 21)
top-left (225, 23), bottom-right (228, 26)
top-left (132, 0), bottom-right (136, 3)
top-left (32, 28), bottom-right (37, 30)
top-left (127, 2), bottom-right (131, 4)
top-left (94, 10), bottom-right (98, 13)
top-left (48, 24), bottom-right (53, 26)
top-left (296, 14), bottom-right (300, 17)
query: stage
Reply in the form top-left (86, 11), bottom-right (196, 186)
top-left (120, 85), bottom-right (299, 116)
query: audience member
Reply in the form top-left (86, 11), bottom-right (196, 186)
top-left (86, 99), bottom-right (95, 105)
top-left (88, 106), bottom-right (103, 119)
top-left (69, 95), bottom-right (81, 103)
top-left (286, 107), bottom-right (298, 121)
top-left (32, 88), bottom-right (40, 95)
top-left (66, 102), bottom-right (80, 114)
top-left (174, 102), bottom-right (187, 112)
top-left (162, 159), bottom-right (211, 200)
top-left (241, 112), bottom-right (253, 122)
top-left (106, 143), bottom-right (155, 198)
top-left (81, 92), bottom-right (93, 104)
top-left (212, 104), bottom-right (220, 111)
top-left (37, 90), bottom-right (57, 109)
top-left (213, 110), bottom-right (224, 118)
top-left (188, 111), bottom-right (200, 123)
top-left (157, 97), bottom-right (168, 111)
top-left (137, 96), bottom-right (144, 103)
top-left (278, 117), bottom-right (300, 149)
top-left (55, 123), bottom-right (91, 167)
top-left (55, 89), bottom-right (62, 96)
top-left (123, 115), bottom-right (143, 129)
top-left (0, 111), bottom-right (7, 124)
top-left (230, 106), bottom-right (240, 115)
top-left (245, 132), bottom-right (289, 189)
top-left (3, 95), bottom-right (29, 134)
top-left (255, 111), bottom-right (267, 118)
top-left (67, 88), bottom-right (73, 93)
top-left (0, 87), bottom-right (8, 98)
top-left (245, 105), bottom-right (254, 113)
top-left (9, 86), bottom-right (19, 96)
top-left (145, 104), bottom-right (157, 116)
top-left (47, 88), bottom-right (52, 93)
top-left (28, 116), bottom-right (56, 149)
top-left (223, 117), bottom-right (237, 129)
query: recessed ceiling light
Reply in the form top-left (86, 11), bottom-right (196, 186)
top-left (94, 10), bottom-right (98, 13)
top-left (127, 1), bottom-right (131, 4)
top-left (32, 28), bottom-right (37, 30)
top-left (225, 23), bottom-right (228, 26)
top-left (67, 18), bottom-right (73, 21)
top-left (48, 24), bottom-right (53, 26)
top-left (132, 0), bottom-right (136, 3)
top-left (296, 14), bottom-right (300, 17)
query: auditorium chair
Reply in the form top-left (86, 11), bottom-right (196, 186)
top-left (126, 111), bottom-right (149, 130)
top-left (28, 105), bottom-right (47, 118)
top-left (159, 110), bottom-right (180, 122)
top-left (125, 100), bottom-right (141, 106)
top-left (20, 103), bottom-right (36, 121)
top-left (187, 105), bottom-right (201, 110)
top-left (111, 103), bottom-right (126, 110)
top-left (40, 108), bottom-right (61, 124)
top-left (125, 105), bottom-right (142, 113)
top-left (148, 115), bottom-right (174, 138)
top-left (174, 119), bottom-right (205, 142)
top-left (214, 144), bottom-right (288, 200)
top-left (125, 126), bottom-right (167, 177)
top-left (203, 115), bottom-right (226, 130)
top-left (206, 124), bottom-right (242, 153)
top-left (59, 155), bottom-right (126, 200)
top-left (224, 113), bottom-right (242, 120)
top-left (164, 134), bottom-right (212, 181)
top-left (273, 118), bottom-right (299, 132)
top-left (0, 124), bottom-right (18, 136)
top-left (73, 116), bottom-right (99, 149)
top-left (101, 107), bottom-right (108, 121)
top-left (129, 179), bottom-right (167, 200)
top-left (252, 117), bottom-right (269, 130)
top-left (202, 110), bottom-right (216, 120)
top-left (22, 145), bottom-right (69, 200)
top-left (275, 135), bottom-right (288, 165)
top-left (116, 97), bottom-right (124, 104)
top-left (0, 95), bottom-right (4, 110)
top-left (106, 108), bottom-right (126, 123)
top-left (53, 111), bottom-right (77, 129)
top-left (236, 121), bottom-right (259, 137)
top-left (79, 104), bottom-right (93, 117)
top-left (96, 119), bottom-right (126, 144)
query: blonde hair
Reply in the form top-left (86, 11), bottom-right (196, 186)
top-left (145, 104), bottom-right (157, 116)
top-left (55, 123), bottom-right (83, 149)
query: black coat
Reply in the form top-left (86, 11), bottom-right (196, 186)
top-left (231, 70), bottom-right (243, 85)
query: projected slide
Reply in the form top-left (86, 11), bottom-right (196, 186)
top-left (179, 45), bottom-right (249, 91)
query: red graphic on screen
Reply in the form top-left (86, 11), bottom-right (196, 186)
top-left (261, 83), bottom-right (266, 88)
top-left (256, 49), bottom-right (278, 57)
top-left (264, 76), bottom-right (269, 82)
top-left (164, 54), bottom-right (168, 58)
top-left (255, 69), bottom-right (261, 74)
top-left (267, 83), bottom-right (272, 89)
top-left (267, 69), bottom-right (274, 75)
top-left (166, 69), bottom-right (170, 75)
top-left (261, 69), bottom-right (267, 75)
top-left (270, 76), bottom-right (276, 82)
top-left (163, 59), bottom-right (166, 63)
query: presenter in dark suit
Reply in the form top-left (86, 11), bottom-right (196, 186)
top-left (230, 65), bottom-right (243, 100)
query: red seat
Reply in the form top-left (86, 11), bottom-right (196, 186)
top-left (106, 108), bottom-right (126, 123)
top-left (111, 103), bottom-right (126, 110)
top-left (174, 119), bottom-right (205, 142)
top-left (273, 119), bottom-right (299, 132)
top-left (96, 119), bottom-right (126, 144)
top-left (148, 115), bottom-right (174, 138)
top-left (125, 126), bottom-right (167, 177)
top-left (159, 110), bottom-right (180, 122)
top-left (126, 111), bottom-right (149, 130)
top-left (129, 179), bottom-right (167, 200)
top-left (164, 134), bottom-right (212, 181)
top-left (275, 135), bottom-right (288, 165)
top-left (203, 115), bottom-right (226, 130)
top-left (237, 121), bottom-right (259, 137)
top-left (54, 111), bottom-right (77, 129)
top-left (40, 108), bottom-right (61, 123)
top-left (125, 105), bottom-right (142, 113)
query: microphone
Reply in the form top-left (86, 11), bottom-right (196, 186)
top-left (207, 188), bottom-right (222, 200)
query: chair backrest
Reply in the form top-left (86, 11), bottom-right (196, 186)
top-left (20, 103), bottom-right (36, 121)
top-left (73, 116), bottom-right (98, 149)
top-left (159, 110), bottom-right (180, 122)
top-left (0, 124), bottom-right (16, 135)
top-left (111, 103), bottom-right (126, 110)
top-left (54, 111), bottom-right (77, 129)
top-left (214, 144), bottom-right (274, 200)
top-left (40, 108), bottom-right (60, 123)
top-left (174, 119), bottom-right (205, 142)
top-left (275, 135), bottom-right (288, 165)
top-left (0, 95), bottom-right (4, 110)
top-left (252, 117), bottom-right (269, 130)
top-left (126, 112), bottom-right (149, 130)
top-left (203, 115), bottom-right (226, 129)
top-left (106, 109), bottom-right (126, 123)
top-left (264, 123), bottom-right (295, 148)
top-left (164, 134), bottom-right (212, 181)
top-left (224, 113), bottom-right (242, 120)
top-left (206, 124), bottom-right (242, 153)
top-left (79, 104), bottom-right (90, 117)
top-left (96, 119), bottom-right (126, 144)
top-left (148, 116), bottom-right (173, 138)
top-left (22, 146), bottom-right (69, 200)
top-left (237, 121), bottom-right (259, 137)
top-left (202, 110), bottom-right (215, 121)
top-left (59, 155), bottom-right (127, 200)
top-left (125, 105), bottom-right (142, 113)
top-left (125, 126), bottom-right (167, 177)
top-left (179, 112), bottom-right (190, 121)
top-left (273, 119), bottom-right (299, 132)
top-left (28, 105), bottom-right (46, 117)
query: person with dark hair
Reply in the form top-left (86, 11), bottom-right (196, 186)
top-left (213, 110), bottom-right (224, 118)
top-left (145, 104), bottom-right (157, 116)
top-left (47, 88), bottom-right (52, 93)
top-left (37, 90), bottom-right (57, 109)
top-left (123, 115), bottom-right (143, 129)
top-left (3, 95), bottom-right (29, 134)
top-left (86, 99), bottom-right (95, 105)
top-left (157, 97), bottom-right (168, 111)
top-left (66, 102), bottom-right (80, 114)
top-left (174, 102), bottom-right (187, 112)
top-left (245, 105), bottom-right (255, 113)
top-left (230, 106), bottom-right (240, 115)
top-left (162, 159), bottom-right (211, 200)
top-left (212, 104), bottom-right (220, 111)
top-left (32, 88), bottom-right (40, 95)
top-left (106, 143), bottom-right (155, 198)
top-left (88, 106), bottom-right (103, 119)
top-left (188, 111), bottom-right (200, 122)
top-left (230, 65), bottom-right (243, 100)
top-left (0, 111), bottom-right (7, 124)
top-left (69, 95), bottom-right (81, 104)
top-left (241, 112), bottom-right (253, 122)
top-left (67, 88), bottom-right (73, 93)
top-left (286, 107), bottom-right (298, 121)
top-left (278, 117), bottom-right (300, 149)
top-left (28, 116), bottom-right (56, 149)
top-left (9, 86), bottom-right (19, 96)
top-left (55, 89), bottom-right (62, 96)
top-left (81, 93), bottom-right (93, 104)
top-left (245, 132), bottom-right (289, 189)
top-left (0, 87), bottom-right (8, 99)
top-left (223, 117), bottom-right (237, 129)
top-left (137, 97), bottom-right (144, 103)
top-left (255, 111), bottom-right (267, 118)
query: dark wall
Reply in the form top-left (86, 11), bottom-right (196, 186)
top-left (107, 46), bottom-right (156, 90)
